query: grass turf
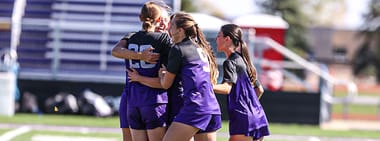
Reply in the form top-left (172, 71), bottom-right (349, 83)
top-left (0, 113), bottom-right (119, 128)
top-left (0, 128), bottom-right (10, 135)
top-left (1, 114), bottom-right (380, 140)
top-left (1, 90), bottom-right (379, 140)
top-left (332, 90), bottom-right (380, 115)
top-left (10, 130), bottom-right (122, 141)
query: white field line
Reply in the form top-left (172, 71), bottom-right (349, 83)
top-left (0, 126), bottom-right (31, 141)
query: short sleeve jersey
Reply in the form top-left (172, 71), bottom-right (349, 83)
top-left (166, 38), bottom-right (221, 115)
top-left (222, 52), bottom-right (245, 84)
top-left (125, 31), bottom-right (172, 107)
top-left (223, 52), bottom-right (268, 128)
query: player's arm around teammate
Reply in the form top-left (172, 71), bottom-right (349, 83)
top-left (158, 12), bottom-right (221, 141)
top-left (111, 1), bottom-right (172, 141)
top-left (112, 1), bottom-right (174, 141)
top-left (111, 1), bottom-right (172, 64)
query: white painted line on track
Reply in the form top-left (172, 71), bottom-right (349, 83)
top-left (0, 126), bottom-right (31, 141)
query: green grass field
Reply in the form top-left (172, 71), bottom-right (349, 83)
top-left (333, 104), bottom-right (379, 114)
top-left (0, 129), bottom-right (10, 135)
top-left (1, 114), bottom-right (119, 127)
top-left (1, 90), bottom-right (379, 141)
top-left (1, 113), bottom-right (380, 141)
top-left (332, 90), bottom-right (380, 115)
top-left (11, 130), bottom-right (122, 141)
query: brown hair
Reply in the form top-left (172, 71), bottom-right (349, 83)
top-left (140, 2), bottom-right (161, 30)
top-left (171, 12), bottom-right (219, 84)
top-left (220, 24), bottom-right (257, 83)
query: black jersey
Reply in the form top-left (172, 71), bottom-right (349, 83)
top-left (126, 31), bottom-right (173, 107)
top-left (222, 52), bottom-right (247, 84)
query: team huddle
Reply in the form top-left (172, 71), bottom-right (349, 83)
top-left (111, 1), bottom-right (269, 141)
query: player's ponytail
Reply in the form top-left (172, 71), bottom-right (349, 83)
top-left (172, 12), bottom-right (219, 84)
top-left (240, 40), bottom-right (257, 83)
top-left (221, 24), bottom-right (257, 83)
top-left (194, 23), bottom-right (219, 85)
top-left (140, 2), bottom-right (161, 30)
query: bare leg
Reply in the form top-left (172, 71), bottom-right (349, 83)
top-left (122, 128), bottom-right (132, 141)
top-left (147, 127), bottom-right (166, 141)
top-left (229, 135), bottom-right (253, 141)
top-left (163, 122), bottom-right (199, 141)
top-left (254, 137), bottom-right (264, 141)
top-left (194, 132), bottom-right (217, 141)
top-left (131, 129), bottom-right (148, 141)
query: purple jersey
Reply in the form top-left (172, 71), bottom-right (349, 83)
top-left (125, 31), bottom-right (172, 107)
top-left (166, 38), bottom-right (221, 115)
top-left (222, 52), bottom-right (269, 136)
top-left (166, 76), bottom-right (184, 125)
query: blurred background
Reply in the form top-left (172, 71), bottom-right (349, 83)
top-left (0, 0), bottom-right (380, 141)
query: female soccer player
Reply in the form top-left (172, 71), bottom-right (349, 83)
top-left (111, 1), bottom-right (172, 141)
top-left (159, 12), bottom-right (221, 141)
top-left (213, 24), bottom-right (269, 141)
top-left (117, 2), bottom-right (173, 141)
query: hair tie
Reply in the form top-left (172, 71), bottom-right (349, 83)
top-left (194, 23), bottom-right (198, 28)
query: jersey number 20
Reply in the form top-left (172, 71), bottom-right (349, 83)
top-left (128, 44), bottom-right (156, 69)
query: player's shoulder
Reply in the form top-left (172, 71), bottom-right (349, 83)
top-left (172, 40), bottom-right (197, 57)
top-left (229, 52), bottom-right (242, 60)
top-left (224, 54), bottom-right (239, 66)
top-left (223, 57), bottom-right (234, 66)
top-left (121, 32), bottom-right (137, 40)
top-left (176, 38), bottom-right (192, 46)
top-left (148, 32), bottom-right (172, 46)
top-left (149, 32), bottom-right (170, 39)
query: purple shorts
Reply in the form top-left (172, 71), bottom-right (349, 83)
top-left (119, 91), bottom-right (129, 128)
top-left (166, 98), bottom-right (183, 126)
top-left (174, 113), bottom-right (221, 132)
top-left (230, 125), bottom-right (270, 139)
top-left (128, 104), bottom-right (167, 130)
top-left (229, 111), bottom-right (270, 139)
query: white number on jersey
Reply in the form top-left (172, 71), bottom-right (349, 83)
top-left (128, 44), bottom-right (156, 69)
top-left (196, 48), bottom-right (210, 72)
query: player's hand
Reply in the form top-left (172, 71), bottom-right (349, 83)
top-left (141, 47), bottom-right (159, 64)
top-left (126, 68), bottom-right (140, 82)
